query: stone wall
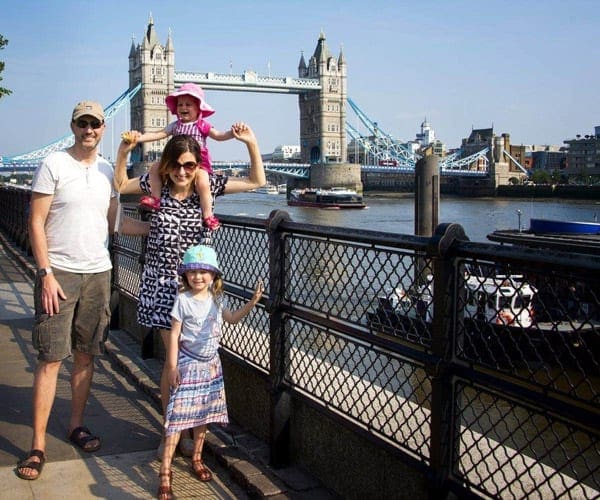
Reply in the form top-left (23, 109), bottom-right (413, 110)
top-left (307, 163), bottom-right (363, 192)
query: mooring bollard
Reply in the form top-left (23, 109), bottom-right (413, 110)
top-left (414, 152), bottom-right (439, 237)
top-left (414, 152), bottom-right (440, 287)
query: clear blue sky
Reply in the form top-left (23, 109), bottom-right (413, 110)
top-left (0, 0), bottom-right (599, 161)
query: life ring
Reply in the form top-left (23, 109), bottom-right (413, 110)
top-left (496, 309), bottom-right (515, 325)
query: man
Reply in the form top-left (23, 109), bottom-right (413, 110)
top-left (16, 101), bottom-right (118, 480)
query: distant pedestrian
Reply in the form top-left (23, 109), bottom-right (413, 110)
top-left (156, 245), bottom-right (263, 499)
top-left (16, 101), bottom-right (118, 480)
top-left (122, 82), bottom-right (236, 232)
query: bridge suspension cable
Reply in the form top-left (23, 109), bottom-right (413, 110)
top-left (502, 148), bottom-right (529, 175)
top-left (345, 98), bottom-right (490, 174)
top-left (346, 98), bottom-right (417, 163)
top-left (1, 83), bottom-right (141, 167)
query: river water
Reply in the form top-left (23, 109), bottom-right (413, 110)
top-left (216, 192), bottom-right (600, 243)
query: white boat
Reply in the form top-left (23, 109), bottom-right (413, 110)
top-left (255, 184), bottom-right (279, 195)
top-left (277, 184), bottom-right (287, 194)
top-left (287, 187), bottom-right (366, 209)
top-left (368, 271), bottom-right (598, 365)
top-left (380, 273), bottom-right (536, 328)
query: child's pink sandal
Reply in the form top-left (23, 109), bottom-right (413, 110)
top-left (203, 215), bottom-right (220, 231)
top-left (140, 195), bottom-right (160, 211)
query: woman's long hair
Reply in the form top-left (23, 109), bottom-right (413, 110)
top-left (157, 135), bottom-right (203, 186)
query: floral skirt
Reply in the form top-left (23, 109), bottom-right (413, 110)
top-left (164, 351), bottom-right (229, 435)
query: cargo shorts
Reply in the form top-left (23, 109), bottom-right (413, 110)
top-left (33, 268), bottom-right (111, 362)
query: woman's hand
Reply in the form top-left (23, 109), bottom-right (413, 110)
top-left (231, 122), bottom-right (256, 145)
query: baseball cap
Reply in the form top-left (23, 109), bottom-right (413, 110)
top-left (72, 101), bottom-right (105, 122)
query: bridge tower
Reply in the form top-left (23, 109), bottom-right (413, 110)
top-left (128, 14), bottom-right (174, 165)
top-left (298, 31), bottom-right (347, 164)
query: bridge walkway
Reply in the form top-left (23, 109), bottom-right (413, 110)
top-left (0, 235), bottom-right (332, 499)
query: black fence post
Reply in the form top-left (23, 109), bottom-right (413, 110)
top-left (266, 209), bottom-right (292, 468)
top-left (427, 223), bottom-right (469, 498)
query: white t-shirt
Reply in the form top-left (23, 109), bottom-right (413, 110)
top-left (31, 150), bottom-right (115, 273)
top-left (171, 291), bottom-right (225, 361)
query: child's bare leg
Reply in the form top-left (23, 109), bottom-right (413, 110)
top-left (158, 431), bottom-right (179, 498)
top-left (160, 432), bottom-right (179, 473)
top-left (196, 170), bottom-right (220, 230)
top-left (190, 425), bottom-right (212, 481)
top-left (196, 170), bottom-right (212, 219)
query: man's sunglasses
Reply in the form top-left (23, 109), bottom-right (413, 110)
top-left (74, 119), bottom-right (104, 129)
top-left (169, 161), bottom-right (198, 172)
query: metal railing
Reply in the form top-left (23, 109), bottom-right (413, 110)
top-left (2, 184), bottom-right (598, 499)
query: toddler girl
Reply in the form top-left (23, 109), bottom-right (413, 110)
top-left (123, 83), bottom-right (235, 230)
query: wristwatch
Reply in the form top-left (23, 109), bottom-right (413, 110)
top-left (37, 267), bottom-right (53, 277)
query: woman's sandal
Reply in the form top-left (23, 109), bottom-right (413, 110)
top-left (191, 459), bottom-right (213, 482)
top-left (16, 449), bottom-right (46, 480)
top-left (157, 470), bottom-right (173, 500)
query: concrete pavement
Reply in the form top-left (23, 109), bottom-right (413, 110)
top-left (0, 234), bottom-right (332, 499)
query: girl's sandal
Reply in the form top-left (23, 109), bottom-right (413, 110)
top-left (157, 470), bottom-right (173, 500)
top-left (191, 459), bottom-right (213, 482)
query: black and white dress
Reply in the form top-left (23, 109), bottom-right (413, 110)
top-left (136, 173), bottom-right (228, 330)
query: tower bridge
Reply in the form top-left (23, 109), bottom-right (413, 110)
top-left (174, 71), bottom-right (321, 94)
top-left (1, 15), bottom-right (500, 185)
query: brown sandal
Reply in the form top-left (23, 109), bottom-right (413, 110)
top-left (157, 470), bottom-right (173, 500)
top-left (16, 449), bottom-right (46, 480)
top-left (191, 459), bottom-right (213, 482)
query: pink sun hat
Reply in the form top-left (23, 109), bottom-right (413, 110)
top-left (165, 83), bottom-right (215, 118)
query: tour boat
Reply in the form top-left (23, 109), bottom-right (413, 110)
top-left (287, 187), bottom-right (366, 209)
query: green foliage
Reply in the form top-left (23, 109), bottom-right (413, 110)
top-left (530, 169), bottom-right (552, 185)
top-left (0, 34), bottom-right (12, 99)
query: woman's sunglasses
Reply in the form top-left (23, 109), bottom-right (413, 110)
top-left (169, 161), bottom-right (198, 172)
top-left (74, 119), bottom-right (104, 129)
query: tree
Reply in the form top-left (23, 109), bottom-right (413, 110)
top-left (530, 169), bottom-right (551, 185)
top-left (0, 34), bottom-right (12, 99)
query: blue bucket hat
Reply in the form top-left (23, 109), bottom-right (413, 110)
top-left (178, 245), bottom-right (222, 276)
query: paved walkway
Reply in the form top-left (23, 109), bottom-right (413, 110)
top-left (0, 235), bottom-right (331, 499)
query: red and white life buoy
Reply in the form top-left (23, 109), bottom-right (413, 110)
top-left (496, 309), bottom-right (515, 326)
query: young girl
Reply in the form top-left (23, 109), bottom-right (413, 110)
top-left (157, 244), bottom-right (264, 499)
top-left (123, 83), bottom-right (235, 230)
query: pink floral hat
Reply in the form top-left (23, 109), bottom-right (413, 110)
top-left (165, 83), bottom-right (215, 118)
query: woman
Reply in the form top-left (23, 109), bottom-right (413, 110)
top-left (114, 123), bottom-right (266, 458)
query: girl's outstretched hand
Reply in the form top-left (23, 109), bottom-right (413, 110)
top-left (118, 130), bottom-right (141, 154)
top-left (252, 279), bottom-right (265, 304)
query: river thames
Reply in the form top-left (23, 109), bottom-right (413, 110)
top-left (215, 192), bottom-right (600, 243)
